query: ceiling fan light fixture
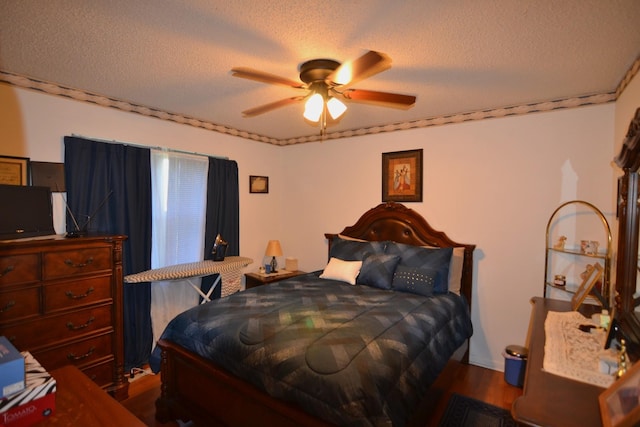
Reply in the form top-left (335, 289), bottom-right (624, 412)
top-left (232, 51), bottom-right (415, 138)
top-left (303, 92), bottom-right (324, 122)
top-left (327, 97), bottom-right (347, 120)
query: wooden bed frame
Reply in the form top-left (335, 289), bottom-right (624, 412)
top-left (155, 202), bottom-right (475, 426)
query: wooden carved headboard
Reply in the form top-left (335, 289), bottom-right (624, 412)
top-left (325, 202), bottom-right (476, 306)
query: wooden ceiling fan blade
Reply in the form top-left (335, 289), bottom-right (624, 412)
top-left (327, 51), bottom-right (392, 87)
top-left (342, 89), bottom-right (416, 108)
top-left (241, 96), bottom-right (304, 117)
top-left (231, 67), bottom-right (305, 89)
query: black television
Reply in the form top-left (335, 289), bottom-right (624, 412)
top-left (0, 184), bottom-right (56, 240)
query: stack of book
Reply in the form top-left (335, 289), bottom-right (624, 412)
top-left (0, 337), bottom-right (56, 426)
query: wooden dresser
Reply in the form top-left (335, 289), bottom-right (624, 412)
top-left (0, 235), bottom-right (129, 400)
top-left (512, 297), bottom-right (602, 427)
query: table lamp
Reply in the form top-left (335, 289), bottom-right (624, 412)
top-left (265, 240), bottom-right (283, 273)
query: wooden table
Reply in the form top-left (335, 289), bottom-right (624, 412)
top-left (512, 297), bottom-right (604, 427)
top-left (34, 365), bottom-right (145, 426)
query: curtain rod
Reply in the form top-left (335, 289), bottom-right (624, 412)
top-left (70, 134), bottom-right (229, 160)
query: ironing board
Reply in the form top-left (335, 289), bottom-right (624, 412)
top-left (124, 256), bottom-right (253, 301)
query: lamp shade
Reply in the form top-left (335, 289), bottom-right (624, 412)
top-left (265, 240), bottom-right (283, 257)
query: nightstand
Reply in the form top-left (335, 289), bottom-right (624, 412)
top-left (245, 270), bottom-right (306, 289)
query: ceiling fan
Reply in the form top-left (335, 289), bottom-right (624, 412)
top-left (231, 50), bottom-right (416, 137)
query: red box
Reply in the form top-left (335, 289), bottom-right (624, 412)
top-left (0, 393), bottom-right (54, 427)
top-left (0, 352), bottom-right (56, 427)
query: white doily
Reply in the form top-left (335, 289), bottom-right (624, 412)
top-left (543, 310), bottom-right (614, 388)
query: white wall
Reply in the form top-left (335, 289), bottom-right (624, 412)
top-left (282, 105), bottom-right (616, 369)
top-left (0, 81), bottom-right (622, 370)
top-left (0, 83), bottom-right (287, 272)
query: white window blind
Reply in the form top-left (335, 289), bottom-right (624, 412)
top-left (150, 150), bottom-right (208, 346)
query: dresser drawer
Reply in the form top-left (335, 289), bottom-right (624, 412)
top-left (32, 332), bottom-right (113, 371)
top-left (0, 254), bottom-right (40, 287)
top-left (43, 247), bottom-right (112, 280)
top-left (2, 304), bottom-right (113, 350)
top-left (0, 285), bottom-right (40, 325)
top-left (44, 275), bottom-right (112, 313)
top-left (82, 359), bottom-right (116, 387)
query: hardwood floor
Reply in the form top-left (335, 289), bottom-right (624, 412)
top-left (121, 361), bottom-right (523, 426)
top-left (422, 360), bottom-right (523, 427)
top-left (120, 369), bottom-right (176, 427)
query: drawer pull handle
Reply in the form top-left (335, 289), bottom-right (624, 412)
top-left (66, 316), bottom-right (95, 331)
top-left (67, 346), bottom-right (95, 362)
top-left (0, 300), bottom-right (15, 313)
top-left (64, 257), bottom-right (94, 268)
top-left (0, 265), bottom-right (14, 277)
top-left (65, 287), bottom-right (94, 299)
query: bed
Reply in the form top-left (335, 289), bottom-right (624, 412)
top-left (152, 202), bottom-right (475, 426)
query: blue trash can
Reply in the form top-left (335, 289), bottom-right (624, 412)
top-left (503, 345), bottom-right (528, 387)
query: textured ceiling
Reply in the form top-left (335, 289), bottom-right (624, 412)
top-left (1, 1), bottom-right (640, 145)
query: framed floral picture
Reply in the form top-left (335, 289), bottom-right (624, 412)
top-left (0, 155), bottom-right (29, 186)
top-left (382, 149), bottom-right (423, 202)
top-left (599, 360), bottom-right (640, 427)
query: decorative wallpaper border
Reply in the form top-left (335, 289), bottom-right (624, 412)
top-left (2, 56), bottom-right (638, 146)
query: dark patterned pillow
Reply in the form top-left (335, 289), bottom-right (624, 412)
top-left (329, 236), bottom-right (386, 261)
top-left (356, 254), bottom-right (401, 290)
top-left (385, 243), bottom-right (453, 293)
top-left (392, 265), bottom-right (446, 297)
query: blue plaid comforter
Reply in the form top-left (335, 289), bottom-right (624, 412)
top-left (150, 272), bottom-right (472, 427)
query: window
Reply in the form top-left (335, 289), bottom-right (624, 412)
top-left (149, 150), bottom-right (208, 344)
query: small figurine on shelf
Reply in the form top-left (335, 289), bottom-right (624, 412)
top-left (553, 275), bottom-right (566, 286)
top-left (553, 236), bottom-right (567, 250)
top-left (580, 240), bottom-right (600, 255)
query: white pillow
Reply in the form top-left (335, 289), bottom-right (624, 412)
top-left (319, 257), bottom-right (363, 285)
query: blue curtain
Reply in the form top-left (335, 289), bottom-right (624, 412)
top-left (201, 157), bottom-right (239, 299)
top-left (64, 136), bottom-right (153, 370)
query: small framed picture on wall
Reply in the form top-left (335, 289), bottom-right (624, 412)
top-left (0, 155), bottom-right (30, 186)
top-left (382, 149), bottom-right (423, 202)
top-left (249, 175), bottom-right (269, 194)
